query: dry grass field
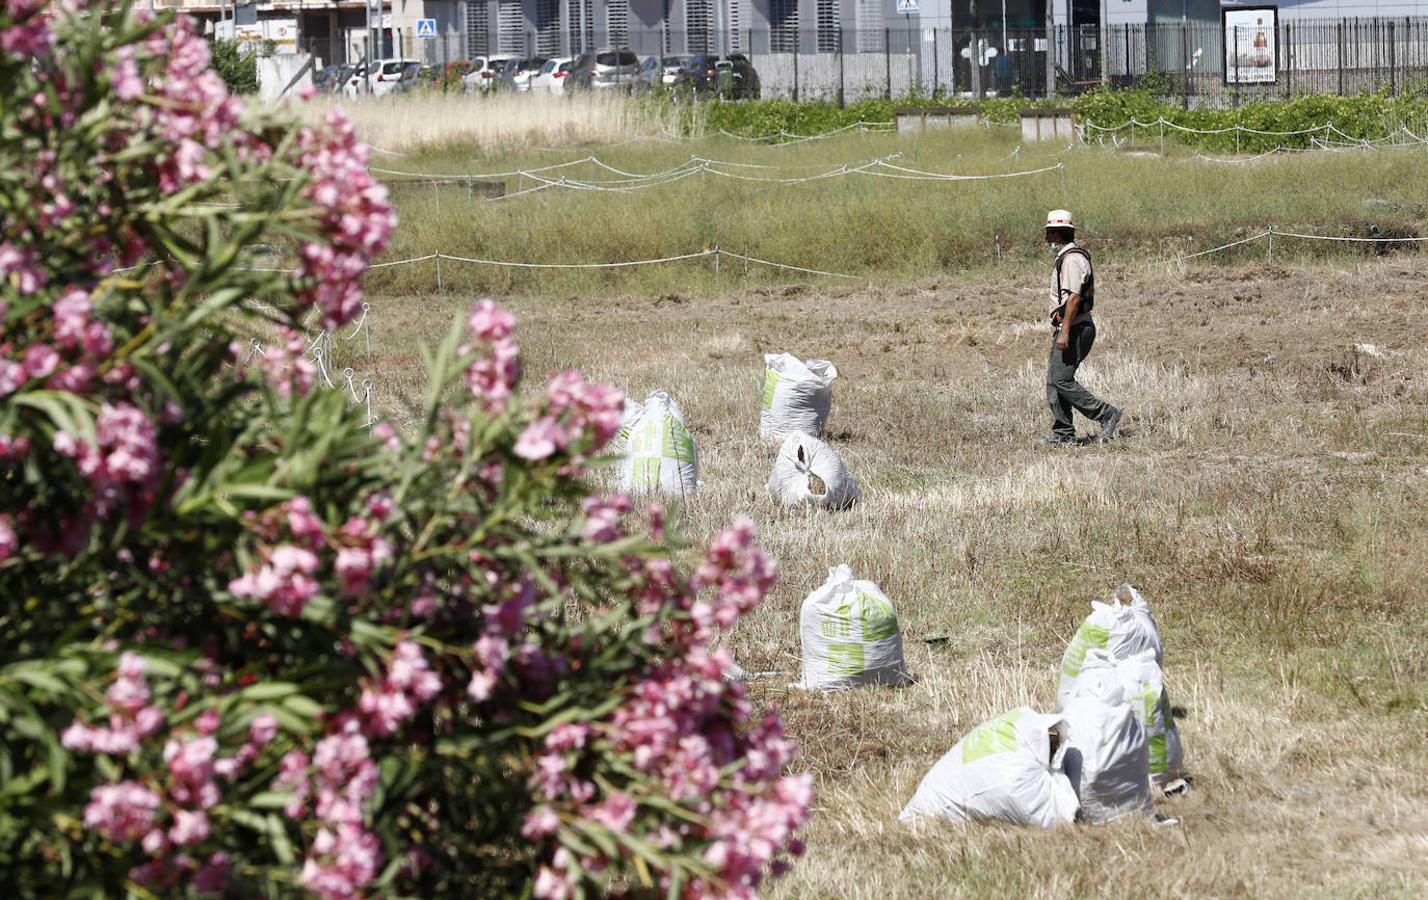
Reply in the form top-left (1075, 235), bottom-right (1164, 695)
top-left (324, 109), bottom-right (1428, 896)
top-left (349, 257), bottom-right (1428, 898)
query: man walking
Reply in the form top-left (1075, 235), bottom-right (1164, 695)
top-left (1040, 210), bottom-right (1121, 446)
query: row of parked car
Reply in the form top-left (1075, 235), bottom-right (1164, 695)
top-left (313, 50), bottom-right (761, 100)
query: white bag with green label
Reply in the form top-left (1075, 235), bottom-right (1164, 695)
top-left (1065, 648), bottom-right (1185, 786)
top-left (796, 565), bottom-right (909, 691)
top-left (1060, 676), bottom-right (1153, 823)
top-left (759, 353), bottom-right (837, 441)
top-left (767, 431), bottom-right (861, 510)
top-left (618, 391), bottom-right (698, 499)
top-left (1057, 583), bottom-right (1164, 709)
top-left (899, 707), bottom-right (1080, 828)
top-left (607, 396), bottom-right (645, 457)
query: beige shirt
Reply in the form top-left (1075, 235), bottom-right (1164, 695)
top-left (1049, 242), bottom-right (1092, 326)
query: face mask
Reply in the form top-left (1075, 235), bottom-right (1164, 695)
top-left (1048, 242), bottom-right (1062, 255)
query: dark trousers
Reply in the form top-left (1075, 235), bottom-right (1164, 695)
top-left (1046, 321), bottom-right (1108, 437)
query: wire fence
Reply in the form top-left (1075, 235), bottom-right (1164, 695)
top-left (302, 18), bottom-right (1428, 104)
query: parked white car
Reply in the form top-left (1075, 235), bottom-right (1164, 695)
top-left (461, 55), bottom-right (519, 93)
top-left (530, 57), bottom-right (574, 95)
top-left (343, 58), bottom-right (420, 98)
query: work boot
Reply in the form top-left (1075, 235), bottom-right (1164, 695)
top-left (1038, 434), bottom-right (1077, 447)
top-left (1096, 406), bottom-right (1122, 444)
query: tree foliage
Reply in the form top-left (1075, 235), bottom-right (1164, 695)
top-left (0, 2), bottom-right (808, 896)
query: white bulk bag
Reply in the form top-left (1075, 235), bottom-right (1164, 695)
top-left (900, 707), bottom-right (1079, 829)
top-left (1110, 650), bottom-right (1186, 786)
top-left (618, 391), bottom-right (698, 499)
top-left (607, 397), bottom-right (645, 456)
top-left (1060, 679), bottom-right (1153, 823)
top-left (1057, 583), bottom-right (1164, 709)
top-left (796, 565), bottom-right (909, 691)
top-left (1061, 649), bottom-right (1185, 787)
top-left (759, 353), bottom-right (837, 441)
top-left (767, 432), bottom-right (861, 510)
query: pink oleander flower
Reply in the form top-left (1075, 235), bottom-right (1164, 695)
top-left (0, 514), bottom-right (16, 562)
top-left (359, 641), bottom-right (441, 736)
top-left (273, 749), bottom-right (312, 819)
top-left (587, 792), bottom-right (637, 834)
top-left (521, 805), bottom-right (561, 840)
top-left (168, 809), bottom-right (211, 846)
top-left (228, 543), bottom-right (321, 616)
top-left (467, 299), bottom-right (515, 342)
top-left (250, 713), bottom-right (278, 746)
top-left (84, 781), bottom-right (162, 843)
top-left (514, 416), bottom-right (566, 461)
top-left (300, 823), bottom-right (383, 900)
top-left (283, 496), bottom-right (326, 545)
top-left (464, 335), bottom-right (520, 414)
top-left (291, 109), bottom-right (395, 330)
top-left (545, 370), bottom-right (625, 453)
top-left (0, 241), bottom-right (45, 296)
top-left (580, 494), bottom-right (631, 544)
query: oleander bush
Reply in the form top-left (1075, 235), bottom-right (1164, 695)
top-left (0, 2), bottom-right (807, 896)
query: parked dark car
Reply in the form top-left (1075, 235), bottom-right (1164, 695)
top-left (681, 54), bottom-right (758, 99)
top-left (498, 56), bottom-right (548, 92)
top-left (719, 53), bottom-right (761, 99)
top-left (681, 54), bottom-right (721, 93)
top-left (313, 63), bottom-right (344, 92)
top-left (564, 49), bottom-right (641, 91)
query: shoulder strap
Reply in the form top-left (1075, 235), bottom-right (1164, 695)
top-left (1055, 247), bottom-right (1091, 295)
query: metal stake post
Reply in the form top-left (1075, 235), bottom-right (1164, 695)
top-left (434, 251), bottom-right (443, 292)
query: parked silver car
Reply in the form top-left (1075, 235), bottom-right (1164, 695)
top-left (565, 49), bottom-right (641, 91)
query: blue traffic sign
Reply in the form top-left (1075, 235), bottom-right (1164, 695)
top-left (416, 18), bottom-right (437, 39)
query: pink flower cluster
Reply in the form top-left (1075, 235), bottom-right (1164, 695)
top-left (514, 370), bottom-right (625, 466)
top-left (465, 577), bottom-right (537, 703)
top-left (519, 518), bottom-right (806, 898)
top-left (332, 496), bottom-right (395, 596)
top-left (62, 652), bottom-right (165, 755)
top-left (228, 496), bottom-right (332, 615)
top-left (357, 640), bottom-right (442, 736)
top-left (580, 493), bottom-right (631, 544)
top-left (276, 725), bottom-right (383, 898)
top-left (53, 402), bottom-right (161, 520)
top-left (292, 110), bottom-right (396, 330)
top-left (1, 0), bottom-right (52, 57)
top-left (692, 517), bottom-right (778, 631)
top-left (144, 17), bottom-right (247, 194)
top-left (228, 543), bottom-right (320, 617)
top-left (234, 327), bottom-right (316, 398)
top-left (71, 653), bottom-right (282, 896)
top-left (462, 300), bottom-right (520, 414)
top-left (84, 781), bottom-right (161, 843)
top-left (0, 513), bottom-right (15, 562)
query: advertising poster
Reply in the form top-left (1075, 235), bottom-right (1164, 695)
top-left (1223, 6), bottom-right (1277, 84)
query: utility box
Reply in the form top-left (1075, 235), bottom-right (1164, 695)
top-left (1020, 108), bottom-right (1076, 142)
top-left (895, 106), bottom-right (983, 134)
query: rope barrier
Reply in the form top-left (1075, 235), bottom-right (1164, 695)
top-left (1179, 230), bottom-right (1271, 260)
top-left (1178, 225), bottom-right (1428, 263)
top-left (715, 249), bottom-right (858, 280)
top-left (436, 248), bottom-right (716, 270)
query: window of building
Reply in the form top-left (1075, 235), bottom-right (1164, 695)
top-left (770, 0), bottom-right (798, 53)
top-left (607, 0), bottom-right (629, 47)
top-left (465, 0), bottom-right (489, 57)
top-left (497, 0), bottom-right (523, 53)
top-left (817, 0), bottom-right (841, 52)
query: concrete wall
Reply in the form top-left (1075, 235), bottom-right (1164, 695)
top-left (257, 52), bottom-right (315, 102)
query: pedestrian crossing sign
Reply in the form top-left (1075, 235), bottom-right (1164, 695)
top-left (416, 18), bottom-right (437, 39)
top-left (896, 0), bottom-right (919, 13)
